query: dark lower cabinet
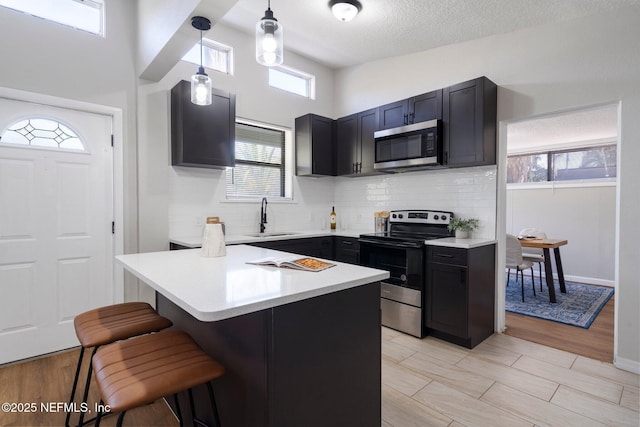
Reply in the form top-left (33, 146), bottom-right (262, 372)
top-left (158, 282), bottom-right (381, 427)
top-left (426, 244), bottom-right (495, 348)
top-left (249, 236), bottom-right (334, 259)
top-left (443, 76), bottom-right (497, 167)
top-left (334, 237), bottom-right (360, 264)
top-left (171, 80), bottom-right (236, 169)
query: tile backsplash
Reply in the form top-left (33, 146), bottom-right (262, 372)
top-left (169, 165), bottom-right (497, 239)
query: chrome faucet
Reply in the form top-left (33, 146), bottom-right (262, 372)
top-left (259, 197), bottom-right (268, 233)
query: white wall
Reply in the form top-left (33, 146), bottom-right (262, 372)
top-left (506, 185), bottom-right (616, 285)
top-left (333, 5), bottom-right (640, 370)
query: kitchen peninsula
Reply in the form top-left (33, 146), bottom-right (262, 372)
top-left (116, 245), bottom-right (389, 427)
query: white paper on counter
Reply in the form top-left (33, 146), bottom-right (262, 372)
top-left (201, 223), bottom-right (226, 257)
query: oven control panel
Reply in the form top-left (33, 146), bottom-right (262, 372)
top-left (389, 210), bottom-right (453, 225)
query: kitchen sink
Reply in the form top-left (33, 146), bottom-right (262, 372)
top-left (245, 232), bottom-right (300, 238)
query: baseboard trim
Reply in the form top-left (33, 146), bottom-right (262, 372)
top-left (507, 269), bottom-right (615, 288)
top-left (614, 355), bottom-right (640, 374)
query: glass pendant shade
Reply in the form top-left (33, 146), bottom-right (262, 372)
top-left (191, 67), bottom-right (212, 105)
top-left (256, 6), bottom-right (283, 66)
top-left (190, 16), bottom-right (212, 106)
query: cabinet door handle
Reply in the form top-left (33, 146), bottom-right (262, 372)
top-left (436, 253), bottom-right (454, 258)
top-left (342, 241), bottom-right (353, 246)
top-left (403, 114), bottom-right (408, 125)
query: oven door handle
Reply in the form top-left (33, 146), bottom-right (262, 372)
top-left (358, 238), bottom-right (423, 249)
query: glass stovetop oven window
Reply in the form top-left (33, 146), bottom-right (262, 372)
top-left (360, 244), bottom-right (424, 290)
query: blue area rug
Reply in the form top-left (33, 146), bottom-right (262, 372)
top-left (505, 274), bottom-right (614, 328)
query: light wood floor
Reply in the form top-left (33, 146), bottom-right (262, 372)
top-left (1, 324), bottom-right (637, 427)
top-left (505, 293), bottom-right (615, 363)
top-left (0, 347), bottom-right (178, 427)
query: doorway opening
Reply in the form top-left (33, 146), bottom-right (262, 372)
top-left (502, 103), bottom-right (618, 362)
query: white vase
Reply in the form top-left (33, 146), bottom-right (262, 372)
top-left (455, 230), bottom-right (469, 239)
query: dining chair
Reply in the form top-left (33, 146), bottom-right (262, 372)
top-left (519, 228), bottom-right (547, 291)
top-left (506, 233), bottom-right (536, 302)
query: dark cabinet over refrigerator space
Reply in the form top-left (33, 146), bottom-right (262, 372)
top-left (171, 80), bottom-right (236, 169)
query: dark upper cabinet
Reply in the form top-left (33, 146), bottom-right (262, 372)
top-left (358, 108), bottom-right (378, 174)
top-left (378, 90), bottom-right (442, 129)
top-left (335, 114), bottom-right (357, 176)
top-left (335, 108), bottom-right (378, 176)
top-left (295, 114), bottom-right (335, 176)
top-left (171, 80), bottom-right (236, 169)
top-left (442, 77), bottom-right (497, 167)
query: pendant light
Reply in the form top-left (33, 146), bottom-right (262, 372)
top-left (190, 16), bottom-right (212, 106)
top-left (329, 0), bottom-right (362, 22)
top-left (256, 0), bottom-right (283, 66)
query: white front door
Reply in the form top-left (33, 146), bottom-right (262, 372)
top-left (0, 97), bottom-right (114, 364)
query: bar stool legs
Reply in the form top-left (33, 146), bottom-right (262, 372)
top-left (93, 383), bottom-right (220, 427)
top-left (65, 346), bottom-right (98, 427)
top-left (65, 302), bottom-right (172, 427)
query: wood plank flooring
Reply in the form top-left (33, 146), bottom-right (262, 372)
top-left (1, 322), bottom-right (637, 427)
top-left (0, 348), bottom-right (178, 427)
top-left (505, 294), bottom-right (615, 362)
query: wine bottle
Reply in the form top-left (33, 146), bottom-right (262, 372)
top-left (330, 206), bottom-right (336, 230)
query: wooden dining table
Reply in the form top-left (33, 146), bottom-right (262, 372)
top-left (519, 238), bottom-right (568, 303)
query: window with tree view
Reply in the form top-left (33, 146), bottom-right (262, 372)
top-left (226, 122), bottom-right (285, 198)
top-left (507, 144), bottom-right (616, 184)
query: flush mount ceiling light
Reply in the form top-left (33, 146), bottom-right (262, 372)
top-left (190, 16), bottom-right (212, 106)
top-left (329, 0), bottom-right (362, 22)
top-left (256, 0), bottom-right (283, 66)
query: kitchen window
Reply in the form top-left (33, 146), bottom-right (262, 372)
top-left (226, 120), bottom-right (292, 199)
top-left (269, 66), bottom-right (315, 99)
top-left (182, 38), bottom-right (233, 75)
top-left (0, 0), bottom-right (104, 36)
top-left (507, 144), bottom-right (617, 184)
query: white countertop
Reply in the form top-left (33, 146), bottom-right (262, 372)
top-left (171, 229), bottom-right (364, 248)
top-left (426, 237), bottom-right (497, 249)
top-left (116, 245), bottom-right (389, 322)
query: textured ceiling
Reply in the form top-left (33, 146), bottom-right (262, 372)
top-left (218, 0), bottom-right (629, 147)
top-left (219, 0), bottom-right (639, 69)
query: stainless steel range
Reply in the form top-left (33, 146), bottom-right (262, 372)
top-left (358, 210), bottom-right (453, 337)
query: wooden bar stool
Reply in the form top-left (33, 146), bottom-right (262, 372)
top-left (92, 330), bottom-right (225, 427)
top-left (66, 302), bottom-right (173, 427)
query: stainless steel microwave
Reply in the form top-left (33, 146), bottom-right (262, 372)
top-left (373, 119), bottom-right (442, 172)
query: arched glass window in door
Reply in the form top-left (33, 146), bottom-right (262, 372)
top-left (0, 118), bottom-right (86, 151)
